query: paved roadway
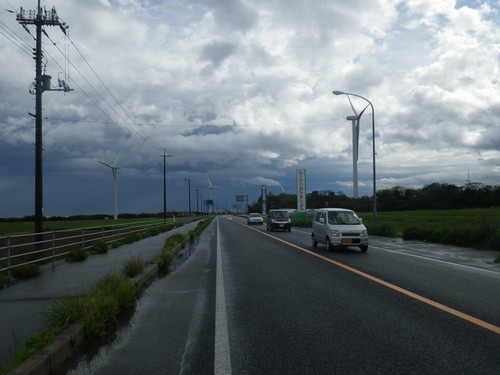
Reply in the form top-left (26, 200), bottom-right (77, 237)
top-left (0, 220), bottom-right (201, 367)
top-left (61, 216), bottom-right (500, 375)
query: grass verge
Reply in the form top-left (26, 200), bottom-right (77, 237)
top-left (0, 273), bottom-right (137, 374)
top-left (123, 256), bottom-right (144, 278)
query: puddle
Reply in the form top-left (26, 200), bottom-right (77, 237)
top-left (170, 236), bottom-right (201, 271)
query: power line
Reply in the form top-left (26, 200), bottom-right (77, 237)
top-left (0, 20), bottom-right (33, 56)
top-left (2, 9), bottom-right (162, 152)
top-left (67, 35), bottom-right (154, 143)
top-left (43, 117), bottom-right (347, 127)
top-left (46, 32), bottom-right (162, 150)
top-left (41, 31), bottom-right (162, 150)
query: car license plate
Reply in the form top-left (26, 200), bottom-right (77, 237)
top-left (342, 239), bottom-right (352, 244)
top-left (279, 224), bottom-right (284, 227)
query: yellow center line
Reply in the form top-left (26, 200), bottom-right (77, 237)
top-left (233, 218), bottom-right (500, 335)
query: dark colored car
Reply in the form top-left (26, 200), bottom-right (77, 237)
top-left (266, 209), bottom-right (291, 232)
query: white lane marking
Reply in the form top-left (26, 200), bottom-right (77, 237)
top-left (371, 244), bottom-right (500, 276)
top-left (215, 217), bottom-right (232, 375)
top-left (278, 224), bottom-right (499, 276)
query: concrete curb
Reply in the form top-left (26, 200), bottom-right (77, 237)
top-left (131, 263), bottom-right (159, 288)
top-left (7, 322), bottom-right (85, 375)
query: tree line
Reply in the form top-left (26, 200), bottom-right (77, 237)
top-left (248, 182), bottom-right (500, 213)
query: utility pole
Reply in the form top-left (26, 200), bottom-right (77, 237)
top-left (196, 188), bottom-right (199, 214)
top-left (16, 2), bottom-right (71, 236)
top-left (185, 177), bottom-right (191, 216)
top-left (161, 150), bottom-right (173, 224)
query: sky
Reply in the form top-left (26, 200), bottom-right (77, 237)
top-left (0, 0), bottom-right (499, 217)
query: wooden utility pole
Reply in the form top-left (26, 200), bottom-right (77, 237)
top-left (161, 150), bottom-right (173, 223)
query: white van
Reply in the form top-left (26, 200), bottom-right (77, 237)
top-left (311, 208), bottom-right (368, 252)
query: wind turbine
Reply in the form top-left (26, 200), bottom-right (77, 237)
top-left (207, 174), bottom-right (218, 214)
top-left (345, 95), bottom-right (370, 199)
top-left (99, 151), bottom-right (121, 220)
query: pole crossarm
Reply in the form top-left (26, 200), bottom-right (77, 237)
top-left (17, 6), bottom-right (69, 33)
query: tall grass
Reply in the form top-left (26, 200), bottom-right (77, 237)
top-left (2, 273), bottom-right (137, 374)
top-left (44, 274), bottom-right (137, 331)
top-left (361, 208), bottom-right (500, 250)
top-left (123, 256), bottom-right (144, 278)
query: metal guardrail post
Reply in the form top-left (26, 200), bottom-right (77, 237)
top-left (7, 236), bottom-right (11, 277)
top-left (52, 231), bottom-right (56, 268)
top-left (81, 228), bottom-right (85, 249)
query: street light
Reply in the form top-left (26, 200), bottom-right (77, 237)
top-left (332, 90), bottom-right (377, 222)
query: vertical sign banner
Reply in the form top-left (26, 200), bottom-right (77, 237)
top-left (261, 185), bottom-right (267, 215)
top-left (296, 169), bottom-right (306, 212)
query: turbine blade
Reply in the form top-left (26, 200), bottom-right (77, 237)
top-left (99, 161), bottom-right (113, 169)
top-left (358, 102), bottom-right (370, 117)
top-left (113, 149), bottom-right (123, 167)
top-left (347, 95), bottom-right (358, 116)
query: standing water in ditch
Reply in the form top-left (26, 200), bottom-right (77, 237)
top-left (58, 236), bottom-right (202, 375)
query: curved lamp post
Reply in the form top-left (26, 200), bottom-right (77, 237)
top-left (332, 90), bottom-right (377, 223)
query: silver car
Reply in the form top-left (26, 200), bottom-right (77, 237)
top-left (311, 208), bottom-right (368, 252)
top-left (247, 213), bottom-right (264, 225)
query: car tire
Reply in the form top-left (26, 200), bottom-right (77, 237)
top-left (312, 234), bottom-right (318, 247)
top-left (360, 245), bottom-right (368, 253)
top-left (325, 237), bottom-right (332, 252)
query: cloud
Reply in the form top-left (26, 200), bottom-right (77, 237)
top-left (0, 0), bottom-right (498, 216)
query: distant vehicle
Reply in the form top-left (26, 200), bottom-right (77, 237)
top-left (247, 213), bottom-right (264, 225)
top-left (267, 209), bottom-right (291, 232)
top-left (311, 208), bottom-right (368, 252)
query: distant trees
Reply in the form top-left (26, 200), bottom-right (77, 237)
top-left (248, 182), bottom-right (500, 213)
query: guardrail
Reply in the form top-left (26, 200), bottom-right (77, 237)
top-left (0, 218), bottom-right (176, 276)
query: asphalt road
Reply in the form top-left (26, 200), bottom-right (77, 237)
top-left (61, 215), bottom-right (500, 375)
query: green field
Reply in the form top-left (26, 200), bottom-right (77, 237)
top-left (0, 218), bottom-right (164, 236)
top-left (292, 208), bottom-right (500, 253)
top-left (359, 208), bottom-right (500, 236)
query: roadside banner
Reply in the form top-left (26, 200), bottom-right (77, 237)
top-left (261, 185), bottom-right (267, 215)
top-left (296, 169), bottom-right (306, 212)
